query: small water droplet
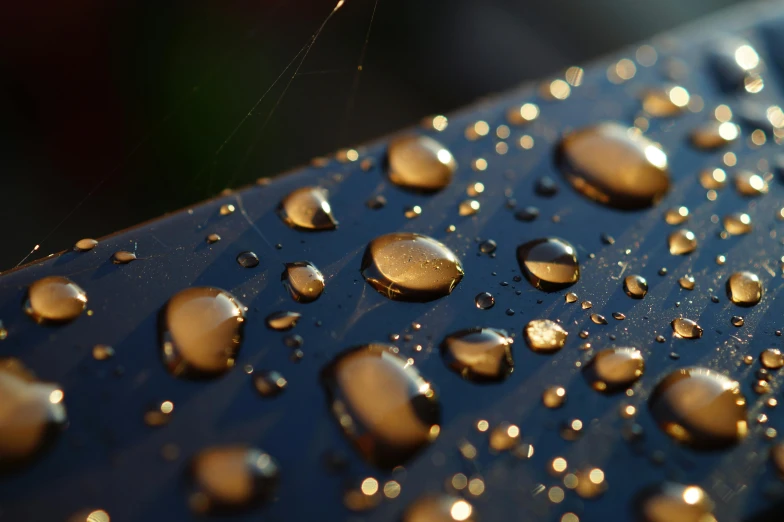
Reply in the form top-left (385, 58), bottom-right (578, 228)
top-left (278, 186), bottom-right (338, 231)
top-left (441, 328), bottom-right (513, 382)
top-left (92, 345), bottom-right (114, 361)
top-left (671, 318), bottom-right (702, 339)
top-left (543, 386), bottom-right (567, 408)
top-left (581, 301), bottom-right (593, 310)
top-left (690, 121), bottom-right (739, 149)
top-left (144, 400), bottom-right (174, 427)
top-left (265, 311), bottom-right (301, 331)
top-left (387, 135), bottom-right (456, 192)
top-left (404, 205), bottom-right (423, 219)
top-left (699, 168), bottom-right (727, 189)
top-left (591, 314), bottom-right (608, 325)
top-left (612, 312), bottom-right (626, 320)
top-left (668, 229), bottom-right (697, 255)
top-left (25, 276), bottom-right (87, 324)
top-left (709, 37), bottom-right (763, 92)
top-left (574, 468), bottom-right (607, 499)
top-left (112, 251), bottom-right (136, 264)
top-left (600, 233), bottom-right (615, 245)
top-left (361, 233), bottom-right (464, 302)
top-left (253, 371), bottom-right (287, 397)
top-left (458, 199), bottom-right (480, 216)
top-left (517, 237), bottom-right (579, 291)
top-left (515, 206), bottom-right (539, 222)
top-left (74, 238), bottom-right (98, 252)
top-left (524, 319), bottom-right (568, 354)
top-left (624, 275), bottom-right (648, 299)
top-left (664, 206), bottom-right (689, 225)
top-left (402, 495), bottom-right (474, 522)
top-left (723, 212), bottom-right (752, 235)
top-left (557, 122), bottom-right (670, 209)
top-left (489, 422), bottom-right (521, 451)
top-left (282, 262), bottom-right (324, 303)
top-left (478, 239), bottom-right (497, 254)
top-left (535, 176), bottom-right (559, 196)
top-left (760, 348), bottom-right (784, 370)
top-left (642, 85), bottom-right (690, 117)
top-left (366, 195), bottom-right (387, 209)
top-left (726, 271), bottom-right (762, 306)
top-left (634, 483), bottom-right (715, 522)
top-left (649, 367), bottom-right (747, 449)
top-left (322, 344), bottom-right (440, 469)
top-left (219, 204), bottom-right (235, 216)
top-left (160, 287), bottom-right (245, 378)
top-left (189, 446), bottom-right (278, 513)
top-left (565, 292), bottom-right (578, 303)
top-left (236, 251), bottom-right (259, 268)
top-left (583, 348), bottom-right (644, 393)
top-left (731, 316), bottom-right (744, 327)
top-left (206, 233), bottom-right (221, 244)
top-left (474, 292), bottom-right (495, 310)
top-left (734, 170), bottom-right (768, 196)
top-left (678, 275), bottom-right (695, 290)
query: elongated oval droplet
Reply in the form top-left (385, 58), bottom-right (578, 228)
top-left (671, 318), bottom-right (703, 339)
top-left (112, 251), bottom-right (136, 264)
top-left (517, 237), bottom-right (579, 291)
top-left (282, 262), bottom-right (324, 303)
top-left (723, 212), bottom-right (752, 235)
top-left (726, 271), bottom-right (762, 306)
top-left (642, 85), bottom-right (690, 117)
top-left (0, 358), bottom-right (67, 468)
top-left (524, 319), bottom-right (568, 354)
top-left (321, 344), bottom-right (441, 469)
top-left (265, 311), bottom-right (301, 331)
top-left (278, 186), bottom-right (338, 231)
top-left (649, 367), bottom-right (747, 449)
top-left (25, 276), bottom-right (87, 324)
top-left (624, 275), bottom-right (648, 299)
top-left (664, 206), bottom-right (689, 225)
top-left (361, 233), bottom-right (464, 302)
top-left (190, 446), bottom-right (278, 513)
top-left (441, 328), bottom-right (513, 383)
top-left (556, 122), bottom-right (670, 209)
top-left (74, 238), bottom-right (98, 252)
top-left (734, 170), bottom-right (769, 196)
top-left (236, 251), bottom-right (259, 268)
top-left (583, 348), bottom-right (644, 393)
top-left (668, 229), bottom-right (697, 255)
top-left (634, 483), bottom-right (715, 522)
top-left (387, 135), bottom-right (456, 192)
top-left (403, 495), bottom-right (475, 522)
top-left (160, 287), bottom-right (245, 378)
top-left (690, 121), bottom-right (739, 150)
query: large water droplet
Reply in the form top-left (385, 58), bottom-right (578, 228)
top-left (189, 446), bottom-right (279, 513)
top-left (668, 229), bottom-right (697, 255)
top-left (524, 319), bottom-right (568, 354)
top-left (361, 233), bottom-right (464, 302)
top-left (74, 238), bottom-right (98, 252)
top-left (160, 287), bottom-right (245, 378)
top-left (321, 343), bottom-right (441, 468)
top-left (556, 122), bottom-right (670, 209)
top-left (441, 328), bottom-right (513, 383)
top-left (387, 135), bottom-right (456, 192)
top-left (734, 170), bottom-right (769, 196)
top-left (282, 262), bottom-right (324, 303)
top-left (0, 358), bottom-right (67, 468)
top-left (25, 276), bottom-right (87, 324)
top-left (265, 311), bottom-right (301, 331)
top-left (624, 275), bottom-right (648, 299)
top-left (726, 271), bottom-right (762, 306)
top-left (649, 367), bottom-right (748, 449)
top-left (634, 483), bottom-right (715, 522)
top-left (402, 495), bottom-right (475, 522)
top-left (583, 348), bottom-right (644, 393)
top-left (278, 186), bottom-right (338, 231)
top-left (517, 237), bottom-right (579, 291)
top-left (671, 318), bottom-right (703, 339)
top-left (760, 348), bottom-right (784, 370)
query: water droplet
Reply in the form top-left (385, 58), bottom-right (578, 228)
top-left (112, 251), bottom-right (136, 264)
top-left (278, 186), bottom-right (338, 231)
top-left (524, 319), bottom-right (568, 354)
top-left (664, 206), bottom-right (689, 225)
top-left (624, 275), bottom-right (648, 299)
top-left (366, 195), bottom-right (387, 210)
top-left (731, 316), bottom-right (744, 327)
top-left (612, 312), bottom-right (626, 320)
top-left (361, 233), bottom-right (464, 302)
top-left (723, 212), bottom-right (752, 235)
top-left (671, 318), bottom-right (702, 339)
top-left (322, 344), bottom-right (440, 468)
top-left (507, 102), bottom-right (540, 125)
top-left (235, 251), bottom-right (259, 269)
top-left (678, 275), bottom-right (695, 290)
top-left (441, 328), bottom-right (513, 382)
top-left (489, 422), bottom-right (521, 451)
top-left (478, 239), bottom-right (497, 254)
top-left (68, 509), bottom-right (111, 522)
top-left (458, 199), bottom-right (480, 216)
top-left (282, 262), bottom-right (324, 303)
top-left (642, 85), bottom-right (690, 117)
top-left (74, 238), bottom-right (98, 252)
top-left (760, 349), bottom-right (784, 370)
top-left (515, 206), bottom-right (539, 222)
top-left (253, 371), bottom-right (287, 397)
top-left (574, 468), bottom-right (607, 499)
top-left (699, 168), bottom-right (727, 189)
top-left (387, 135), bottom-right (456, 192)
top-left (709, 37), bottom-right (763, 92)
top-left (583, 348), bottom-right (644, 393)
top-left (189, 446), bottom-right (279, 513)
top-left (581, 301), bottom-right (592, 310)
top-left (565, 292), bottom-right (578, 303)
top-left (144, 400), bottom-right (174, 427)
top-left (404, 205), bottom-right (423, 219)
top-left (726, 271), bottom-right (762, 306)
top-left (474, 292), bottom-right (495, 310)
top-left (543, 386), bottom-right (567, 408)
top-left (649, 367), bottom-right (747, 449)
top-left (634, 483), bottom-right (715, 522)
top-left (265, 311), bottom-right (301, 331)
top-left (690, 121), bottom-right (739, 149)
top-left (517, 237), bottom-right (579, 291)
top-left (668, 229), bottom-right (697, 255)
top-left (734, 170), bottom-right (768, 196)
top-left (25, 276), bottom-right (87, 324)
top-left (591, 313), bottom-right (608, 325)
top-left (219, 204), bottom-right (235, 216)
top-left (206, 233), bottom-right (221, 244)
top-left (160, 287), bottom-right (245, 378)
top-left (92, 345), bottom-right (115, 361)
top-left (600, 233), bottom-right (615, 245)
top-left (556, 122), bottom-right (670, 209)
top-left (535, 176), bottom-right (559, 196)
top-left (402, 495), bottom-right (474, 522)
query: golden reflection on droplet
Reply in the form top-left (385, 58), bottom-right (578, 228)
top-left (690, 121), bottom-right (739, 150)
top-left (422, 115), bottom-right (448, 132)
top-left (519, 135), bottom-right (535, 149)
top-left (541, 79), bottom-right (571, 100)
top-left (699, 168), bottom-right (727, 189)
top-left (565, 66), bottom-right (584, 86)
top-left (388, 135), bottom-right (457, 192)
top-left (608, 58), bottom-right (637, 84)
top-left (476, 420), bottom-right (489, 432)
top-left (472, 158), bottom-right (487, 171)
top-left (25, 276), bottom-right (88, 324)
top-left (465, 121), bottom-right (490, 141)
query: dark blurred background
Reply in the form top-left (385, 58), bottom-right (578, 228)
top-left (0, 0), bottom-right (748, 271)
